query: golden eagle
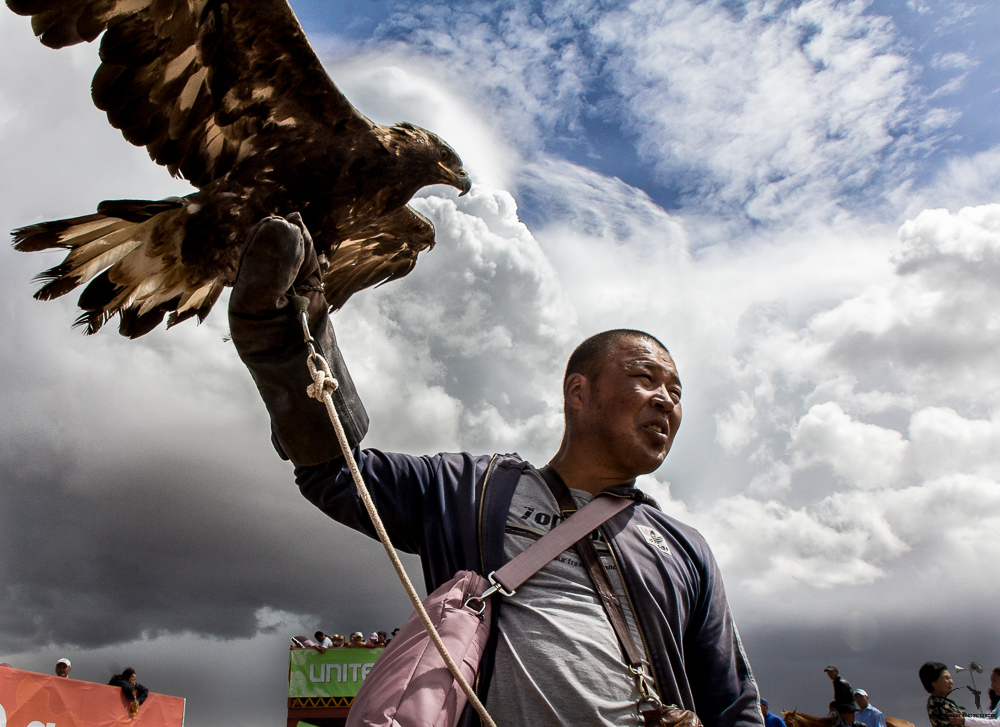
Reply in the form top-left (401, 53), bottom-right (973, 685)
top-left (8, 0), bottom-right (471, 338)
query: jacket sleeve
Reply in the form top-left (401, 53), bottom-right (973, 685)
top-left (295, 448), bottom-right (447, 556)
top-left (686, 549), bottom-right (762, 727)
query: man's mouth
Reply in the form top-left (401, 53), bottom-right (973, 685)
top-left (644, 422), bottom-right (668, 437)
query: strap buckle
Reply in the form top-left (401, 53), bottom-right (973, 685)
top-left (631, 664), bottom-right (663, 715)
top-left (463, 571), bottom-right (516, 615)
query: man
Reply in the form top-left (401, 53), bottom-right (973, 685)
top-left (826, 666), bottom-right (855, 710)
top-left (229, 217), bottom-right (761, 727)
top-left (761, 699), bottom-right (786, 727)
top-left (55, 657), bottom-right (71, 678)
top-left (854, 689), bottom-right (886, 727)
top-left (109, 667), bottom-right (149, 714)
top-left (314, 631), bottom-right (334, 648)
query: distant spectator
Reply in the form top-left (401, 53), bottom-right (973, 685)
top-left (346, 632), bottom-right (365, 648)
top-left (825, 666), bottom-right (856, 710)
top-left (109, 667), bottom-right (149, 713)
top-left (387, 627), bottom-right (400, 645)
top-left (375, 631), bottom-right (387, 647)
top-left (314, 631), bottom-right (334, 648)
top-left (330, 634), bottom-right (345, 647)
top-left (855, 689), bottom-right (886, 727)
top-left (55, 657), bottom-right (72, 678)
top-left (366, 632), bottom-right (379, 648)
top-left (761, 698), bottom-right (786, 727)
top-left (949, 667), bottom-right (1000, 727)
top-left (920, 662), bottom-right (967, 727)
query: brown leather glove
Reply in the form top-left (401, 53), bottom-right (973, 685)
top-left (229, 214), bottom-right (368, 465)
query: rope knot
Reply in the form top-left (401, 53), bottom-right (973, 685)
top-left (306, 352), bottom-right (339, 401)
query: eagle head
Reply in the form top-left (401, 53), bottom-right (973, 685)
top-left (389, 122), bottom-right (471, 196)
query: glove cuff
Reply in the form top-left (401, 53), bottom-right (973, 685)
top-left (230, 305), bottom-right (369, 466)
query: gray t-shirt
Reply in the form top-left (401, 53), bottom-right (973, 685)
top-left (484, 469), bottom-right (650, 725)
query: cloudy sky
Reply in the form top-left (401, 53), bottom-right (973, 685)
top-left (1, 0), bottom-right (999, 725)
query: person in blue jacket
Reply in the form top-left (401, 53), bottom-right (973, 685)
top-left (229, 216), bottom-right (763, 727)
top-left (761, 699), bottom-right (787, 727)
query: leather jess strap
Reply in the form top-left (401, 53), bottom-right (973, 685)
top-left (537, 466), bottom-right (670, 724)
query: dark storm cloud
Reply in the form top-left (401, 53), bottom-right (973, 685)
top-left (0, 427), bottom-right (420, 653)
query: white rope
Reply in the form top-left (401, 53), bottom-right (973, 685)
top-left (304, 347), bottom-right (498, 727)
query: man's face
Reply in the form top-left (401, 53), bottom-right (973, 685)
top-left (55, 662), bottom-right (70, 678)
top-left (577, 338), bottom-right (682, 479)
top-left (827, 670), bottom-right (838, 681)
top-left (840, 713), bottom-right (856, 724)
top-left (855, 695), bottom-right (869, 710)
top-left (762, 704), bottom-right (770, 716)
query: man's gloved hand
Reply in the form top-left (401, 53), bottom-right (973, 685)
top-left (229, 214), bottom-right (368, 466)
top-left (646, 705), bottom-right (704, 727)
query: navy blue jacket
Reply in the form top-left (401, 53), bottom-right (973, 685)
top-left (297, 449), bottom-right (761, 727)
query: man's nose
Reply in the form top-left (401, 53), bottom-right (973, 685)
top-left (651, 389), bottom-right (675, 411)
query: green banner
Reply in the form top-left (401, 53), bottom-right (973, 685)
top-left (288, 648), bottom-right (384, 698)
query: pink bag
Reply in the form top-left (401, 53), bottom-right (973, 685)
top-left (347, 495), bottom-right (632, 727)
top-left (346, 570), bottom-right (492, 727)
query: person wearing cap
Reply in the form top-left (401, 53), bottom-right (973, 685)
top-left (855, 689), bottom-right (886, 727)
top-left (825, 666), bottom-right (856, 711)
top-left (346, 632), bottom-right (366, 648)
top-left (761, 698), bottom-right (786, 727)
top-left (55, 657), bottom-right (71, 678)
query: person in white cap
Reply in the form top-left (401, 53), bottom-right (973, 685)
top-left (55, 658), bottom-right (71, 678)
top-left (855, 689), bottom-right (886, 727)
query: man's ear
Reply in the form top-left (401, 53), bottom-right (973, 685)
top-left (564, 372), bottom-right (589, 413)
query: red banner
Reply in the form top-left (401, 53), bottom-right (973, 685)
top-left (0, 667), bottom-right (185, 727)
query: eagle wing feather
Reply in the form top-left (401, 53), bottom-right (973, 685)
top-left (320, 206), bottom-right (436, 312)
top-left (8, 0), bottom-right (366, 187)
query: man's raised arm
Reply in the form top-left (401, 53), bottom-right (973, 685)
top-left (228, 215), bottom-right (368, 466)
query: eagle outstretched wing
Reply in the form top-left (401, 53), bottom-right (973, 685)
top-left (322, 206), bottom-right (436, 311)
top-left (8, 0), bottom-right (364, 187)
top-left (8, 0), bottom-right (471, 337)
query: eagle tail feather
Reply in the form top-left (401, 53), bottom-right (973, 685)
top-left (15, 198), bottom-right (223, 337)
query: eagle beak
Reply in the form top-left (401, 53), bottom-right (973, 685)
top-left (438, 162), bottom-right (472, 196)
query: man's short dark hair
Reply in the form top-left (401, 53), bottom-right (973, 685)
top-left (564, 329), bottom-right (669, 385)
top-left (919, 661), bottom-right (947, 693)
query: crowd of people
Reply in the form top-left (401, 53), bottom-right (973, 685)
top-left (757, 663), bottom-right (999, 727)
top-left (309, 629), bottom-right (399, 652)
top-left (920, 663), bottom-right (1000, 727)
